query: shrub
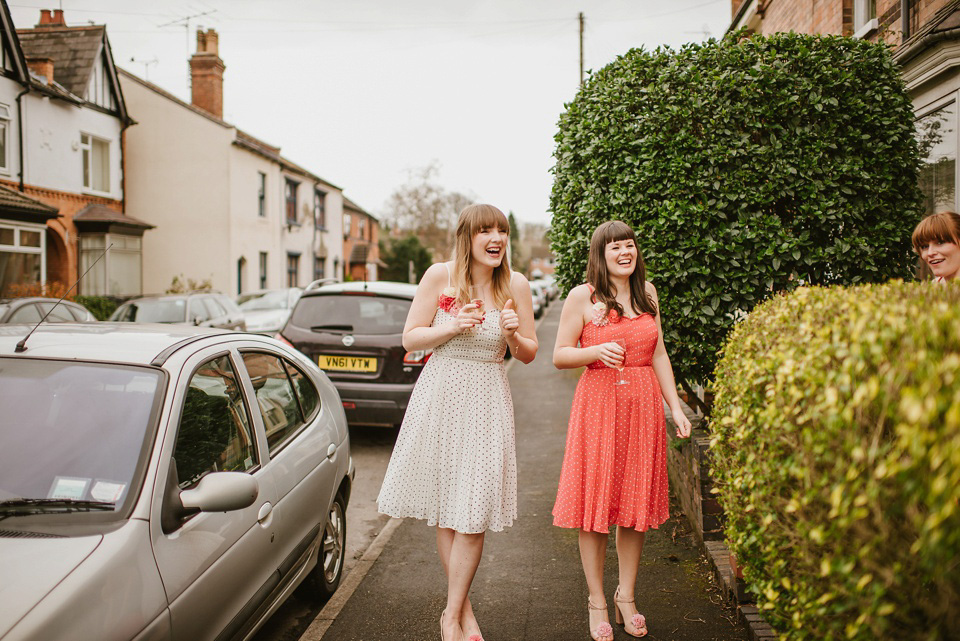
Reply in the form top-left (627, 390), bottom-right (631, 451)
top-left (75, 295), bottom-right (121, 321)
top-left (711, 282), bottom-right (960, 640)
top-left (549, 32), bottom-right (922, 390)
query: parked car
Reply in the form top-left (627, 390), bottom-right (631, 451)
top-left (236, 288), bottom-right (302, 334)
top-left (278, 281), bottom-right (424, 428)
top-left (0, 297), bottom-right (96, 323)
top-left (110, 292), bottom-right (246, 330)
top-left (0, 322), bottom-right (353, 641)
top-left (530, 282), bottom-right (547, 319)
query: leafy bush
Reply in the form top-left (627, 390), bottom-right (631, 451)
top-left (379, 234), bottom-right (433, 283)
top-left (711, 282), bottom-right (960, 640)
top-left (75, 295), bottom-right (121, 321)
top-left (549, 32), bottom-right (922, 389)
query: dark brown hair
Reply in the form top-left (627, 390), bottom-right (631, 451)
top-left (586, 220), bottom-right (658, 317)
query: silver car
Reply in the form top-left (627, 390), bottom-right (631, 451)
top-left (236, 288), bottom-right (302, 335)
top-left (111, 293), bottom-right (246, 331)
top-left (0, 323), bottom-right (353, 641)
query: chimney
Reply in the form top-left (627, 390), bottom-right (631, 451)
top-left (27, 57), bottom-right (54, 83)
top-left (36, 9), bottom-right (66, 27)
top-left (189, 28), bottom-right (225, 119)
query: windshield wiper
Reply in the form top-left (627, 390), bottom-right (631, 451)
top-left (310, 324), bottom-right (353, 332)
top-left (0, 498), bottom-right (115, 513)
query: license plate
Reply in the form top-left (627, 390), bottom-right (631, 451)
top-left (318, 354), bottom-right (377, 372)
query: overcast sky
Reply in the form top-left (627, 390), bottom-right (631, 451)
top-left (8, 0), bottom-right (732, 225)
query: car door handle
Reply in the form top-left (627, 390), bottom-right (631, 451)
top-left (326, 443), bottom-right (337, 459)
top-left (257, 502), bottom-right (273, 525)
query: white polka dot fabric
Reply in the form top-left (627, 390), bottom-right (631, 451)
top-left (552, 311), bottom-right (669, 533)
top-left (377, 303), bottom-right (517, 534)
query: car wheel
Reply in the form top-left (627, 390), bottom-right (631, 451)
top-left (305, 492), bottom-right (347, 603)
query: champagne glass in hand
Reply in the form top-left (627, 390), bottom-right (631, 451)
top-left (468, 285), bottom-right (485, 327)
top-left (612, 338), bottom-right (628, 385)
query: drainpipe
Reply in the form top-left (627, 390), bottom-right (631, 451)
top-left (15, 87), bottom-right (28, 191)
top-left (902, 0), bottom-right (911, 41)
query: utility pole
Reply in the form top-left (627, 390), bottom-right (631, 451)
top-left (579, 12), bottom-right (585, 85)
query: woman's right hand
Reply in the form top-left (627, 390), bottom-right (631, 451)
top-left (452, 302), bottom-right (483, 333)
top-left (594, 342), bottom-right (625, 368)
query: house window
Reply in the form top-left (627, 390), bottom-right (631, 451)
top-left (257, 172), bottom-right (266, 218)
top-left (853, 0), bottom-right (877, 37)
top-left (358, 216), bottom-right (367, 239)
top-left (285, 179), bottom-right (299, 225)
top-left (80, 133), bottom-right (110, 193)
top-left (259, 252), bottom-right (268, 289)
top-left (314, 189), bottom-right (326, 229)
top-left (0, 103), bottom-right (10, 173)
top-left (286, 253), bottom-right (299, 287)
top-left (78, 233), bottom-right (142, 296)
top-left (917, 101), bottom-right (957, 216)
top-left (237, 256), bottom-right (246, 295)
top-left (0, 222), bottom-right (44, 296)
top-left (343, 212), bottom-right (352, 238)
top-left (333, 257), bottom-right (340, 280)
top-left (314, 256), bottom-right (324, 280)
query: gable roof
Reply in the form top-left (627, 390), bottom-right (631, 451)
top-left (0, 0), bottom-right (28, 83)
top-left (16, 24), bottom-right (130, 123)
top-left (343, 196), bottom-right (377, 221)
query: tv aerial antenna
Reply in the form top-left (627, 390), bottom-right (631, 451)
top-left (159, 9), bottom-right (217, 87)
top-left (129, 56), bottom-right (158, 81)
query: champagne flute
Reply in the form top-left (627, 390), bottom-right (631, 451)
top-left (612, 338), bottom-right (629, 385)
top-left (468, 285), bottom-right (485, 327)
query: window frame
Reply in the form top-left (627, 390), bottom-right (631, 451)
top-left (286, 252), bottom-right (299, 288)
top-left (0, 103), bottom-right (11, 174)
top-left (172, 350), bottom-right (262, 494)
top-left (259, 251), bottom-right (268, 289)
top-left (853, 0), bottom-right (878, 38)
top-left (257, 172), bottom-right (267, 218)
top-left (238, 350), bottom-right (321, 457)
top-left (916, 93), bottom-right (959, 215)
top-left (314, 189), bottom-right (326, 230)
top-left (284, 178), bottom-right (299, 226)
top-left (80, 132), bottom-right (110, 194)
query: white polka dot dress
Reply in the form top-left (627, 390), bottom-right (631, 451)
top-left (377, 302), bottom-right (517, 534)
top-left (552, 306), bottom-right (669, 533)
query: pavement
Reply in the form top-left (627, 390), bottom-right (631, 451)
top-left (317, 302), bottom-right (748, 641)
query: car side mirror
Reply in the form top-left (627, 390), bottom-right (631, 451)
top-left (179, 472), bottom-right (259, 512)
top-left (192, 316), bottom-right (203, 326)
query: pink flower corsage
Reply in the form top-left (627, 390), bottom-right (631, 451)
top-left (632, 613), bottom-right (646, 632)
top-left (595, 622), bottom-right (613, 638)
top-left (591, 301), bottom-right (620, 326)
top-left (438, 286), bottom-right (458, 313)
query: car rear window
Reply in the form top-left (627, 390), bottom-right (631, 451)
top-left (291, 294), bottom-right (411, 335)
top-left (114, 299), bottom-right (187, 323)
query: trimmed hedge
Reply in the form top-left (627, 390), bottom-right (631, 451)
top-left (549, 32), bottom-right (922, 389)
top-left (711, 282), bottom-right (960, 640)
top-left (75, 295), bottom-right (121, 321)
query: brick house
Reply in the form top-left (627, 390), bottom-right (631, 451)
top-left (730, 0), bottom-right (960, 216)
top-left (342, 197), bottom-right (382, 281)
top-left (0, 5), bottom-right (151, 297)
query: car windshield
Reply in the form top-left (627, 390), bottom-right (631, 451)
top-left (238, 290), bottom-right (289, 311)
top-left (115, 299), bottom-right (186, 323)
top-left (0, 359), bottom-right (164, 514)
top-left (291, 294), bottom-right (411, 335)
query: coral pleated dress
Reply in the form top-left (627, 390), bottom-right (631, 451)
top-left (552, 300), bottom-right (670, 533)
top-left (377, 279), bottom-right (517, 534)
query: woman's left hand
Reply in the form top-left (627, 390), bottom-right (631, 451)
top-left (673, 410), bottom-right (692, 438)
top-left (499, 299), bottom-right (519, 337)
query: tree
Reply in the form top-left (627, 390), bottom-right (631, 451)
top-left (507, 211), bottom-right (526, 273)
top-left (550, 32), bottom-right (923, 400)
top-left (379, 235), bottom-right (433, 283)
top-left (384, 161), bottom-right (473, 260)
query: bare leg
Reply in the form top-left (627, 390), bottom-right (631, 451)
top-left (442, 529), bottom-right (485, 641)
top-left (579, 530), bottom-right (612, 640)
top-left (614, 526), bottom-right (648, 635)
top-left (437, 528), bottom-right (481, 638)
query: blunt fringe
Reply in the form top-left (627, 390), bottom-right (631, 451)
top-left (451, 204), bottom-right (513, 309)
top-left (586, 220), bottom-right (658, 317)
top-left (912, 211), bottom-right (960, 254)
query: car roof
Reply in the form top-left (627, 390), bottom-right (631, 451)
top-left (120, 292), bottom-right (222, 303)
top-left (0, 298), bottom-right (85, 306)
top-left (303, 281), bottom-right (418, 299)
top-left (0, 322), bottom-right (235, 364)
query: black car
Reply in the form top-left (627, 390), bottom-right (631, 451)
top-left (0, 297), bottom-right (96, 323)
top-left (279, 281), bottom-right (425, 428)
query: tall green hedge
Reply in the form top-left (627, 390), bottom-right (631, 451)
top-left (550, 32), bottom-right (922, 388)
top-left (711, 282), bottom-right (960, 640)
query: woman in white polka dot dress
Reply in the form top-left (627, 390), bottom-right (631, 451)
top-left (552, 221), bottom-right (692, 641)
top-left (378, 204), bottom-right (538, 641)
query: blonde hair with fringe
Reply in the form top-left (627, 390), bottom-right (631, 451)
top-left (451, 204), bottom-right (513, 309)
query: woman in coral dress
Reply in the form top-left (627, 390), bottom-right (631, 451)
top-left (552, 220), bottom-right (692, 641)
top-left (378, 204), bottom-right (538, 641)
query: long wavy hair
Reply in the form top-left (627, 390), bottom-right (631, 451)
top-left (586, 220), bottom-right (657, 317)
top-left (451, 204), bottom-right (513, 309)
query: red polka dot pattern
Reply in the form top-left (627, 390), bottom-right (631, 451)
top-left (552, 311), bottom-right (669, 533)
